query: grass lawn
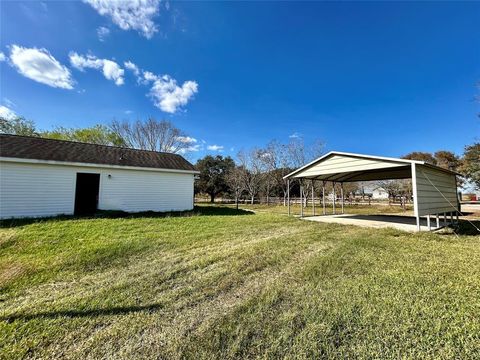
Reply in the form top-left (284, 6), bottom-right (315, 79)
top-left (1, 206), bottom-right (479, 359)
top-left (233, 202), bottom-right (414, 217)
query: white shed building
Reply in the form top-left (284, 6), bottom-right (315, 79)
top-left (0, 134), bottom-right (199, 219)
top-left (284, 151), bottom-right (461, 232)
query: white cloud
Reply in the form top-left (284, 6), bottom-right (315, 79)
top-left (69, 52), bottom-right (124, 86)
top-left (207, 144), bottom-right (224, 151)
top-left (9, 45), bottom-right (74, 89)
top-left (177, 137), bottom-right (204, 154)
top-left (118, 60), bottom-right (199, 113)
top-left (3, 98), bottom-right (15, 108)
top-left (102, 60), bottom-right (124, 85)
top-left (177, 136), bottom-right (197, 144)
top-left (149, 75), bottom-right (198, 113)
top-left (178, 144), bottom-right (201, 154)
top-left (0, 52), bottom-right (6, 62)
top-left (84, 0), bottom-right (161, 38)
top-left (289, 132), bottom-right (301, 139)
top-left (124, 60), bottom-right (140, 77)
top-left (97, 26), bottom-right (110, 41)
top-left (124, 110), bottom-right (133, 114)
top-left (143, 70), bottom-right (158, 83)
top-left (0, 105), bottom-right (17, 120)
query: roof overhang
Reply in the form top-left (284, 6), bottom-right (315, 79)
top-left (284, 151), bottom-right (460, 182)
top-left (0, 157), bottom-right (200, 175)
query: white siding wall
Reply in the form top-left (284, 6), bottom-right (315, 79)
top-left (414, 165), bottom-right (458, 216)
top-left (0, 161), bottom-right (195, 219)
top-left (99, 168), bottom-right (194, 213)
top-left (0, 162), bottom-right (76, 218)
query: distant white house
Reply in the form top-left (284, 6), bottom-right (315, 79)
top-left (327, 185), bottom-right (388, 200)
top-left (0, 134), bottom-right (199, 219)
top-left (355, 184), bottom-right (389, 200)
top-left (371, 186), bottom-right (389, 200)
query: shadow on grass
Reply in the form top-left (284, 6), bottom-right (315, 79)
top-left (453, 219), bottom-right (480, 236)
top-left (0, 206), bottom-right (254, 228)
top-left (1, 303), bottom-right (165, 323)
top-left (194, 205), bottom-right (254, 216)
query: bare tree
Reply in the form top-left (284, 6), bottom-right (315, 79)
top-left (256, 147), bottom-right (277, 205)
top-left (341, 182), bottom-right (359, 203)
top-left (261, 140), bottom-right (296, 206)
top-left (375, 180), bottom-right (402, 205)
top-left (226, 166), bottom-right (245, 209)
top-left (287, 136), bottom-right (324, 206)
top-left (237, 149), bottom-right (263, 205)
top-left (110, 118), bottom-right (195, 153)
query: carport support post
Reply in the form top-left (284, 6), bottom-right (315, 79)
top-left (332, 182), bottom-right (336, 215)
top-left (300, 185), bottom-right (304, 217)
top-left (287, 179), bottom-right (290, 216)
top-left (436, 214), bottom-right (440, 228)
top-left (411, 163), bottom-right (421, 232)
top-left (311, 179), bottom-right (315, 216)
top-left (340, 182), bottom-right (345, 214)
top-left (322, 181), bottom-right (326, 215)
top-left (427, 215), bottom-right (431, 231)
top-left (454, 176), bottom-right (461, 213)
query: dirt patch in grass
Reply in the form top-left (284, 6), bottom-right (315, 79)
top-left (0, 262), bottom-right (29, 289)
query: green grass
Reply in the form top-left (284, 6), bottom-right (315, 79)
top-left (233, 202), bottom-right (414, 217)
top-left (1, 206), bottom-right (479, 359)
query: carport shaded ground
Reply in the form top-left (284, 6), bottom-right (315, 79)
top-left (303, 214), bottom-right (445, 232)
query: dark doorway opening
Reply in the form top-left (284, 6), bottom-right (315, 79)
top-left (74, 173), bottom-right (100, 215)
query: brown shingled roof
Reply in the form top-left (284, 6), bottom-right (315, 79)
top-left (0, 134), bottom-right (197, 172)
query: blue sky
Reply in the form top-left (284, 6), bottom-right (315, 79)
top-left (1, 1), bottom-right (479, 160)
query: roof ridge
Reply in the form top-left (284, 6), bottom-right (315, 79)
top-left (283, 150), bottom-right (459, 179)
top-left (0, 134), bottom-right (196, 172)
top-left (0, 133), bottom-right (183, 157)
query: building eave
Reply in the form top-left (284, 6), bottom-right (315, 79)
top-left (283, 151), bottom-right (460, 179)
top-left (0, 157), bottom-right (200, 175)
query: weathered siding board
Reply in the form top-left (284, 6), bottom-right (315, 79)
top-left (0, 161), bottom-right (195, 219)
top-left (415, 165), bottom-right (458, 216)
top-left (294, 155), bottom-right (404, 178)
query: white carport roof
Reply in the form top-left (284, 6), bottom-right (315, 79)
top-left (284, 151), bottom-right (462, 232)
top-left (283, 151), bottom-right (459, 182)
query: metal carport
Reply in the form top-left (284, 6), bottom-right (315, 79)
top-left (284, 151), bottom-right (461, 232)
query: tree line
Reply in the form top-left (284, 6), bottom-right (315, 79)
top-left (195, 137), bottom-right (324, 206)
top-left (1, 113), bottom-right (478, 201)
top-left (195, 143), bottom-right (480, 206)
top-left (0, 115), bottom-right (197, 154)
